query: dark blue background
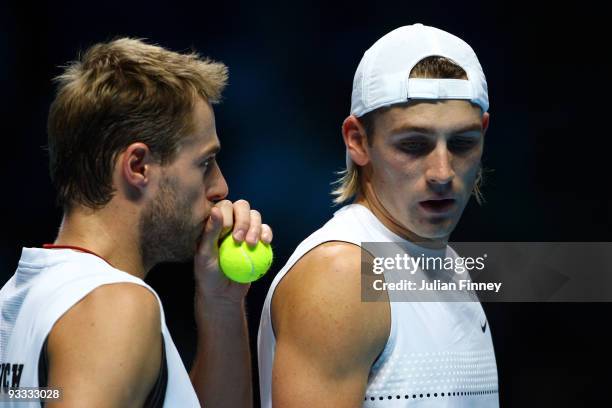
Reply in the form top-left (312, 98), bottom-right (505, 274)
top-left (1, 1), bottom-right (610, 406)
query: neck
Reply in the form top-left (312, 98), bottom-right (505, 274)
top-left (356, 180), bottom-right (448, 249)
top-left (52, 204), bottom-right (146, 279)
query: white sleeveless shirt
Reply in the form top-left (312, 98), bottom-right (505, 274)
top-left (0, 247), bottom-right (200, 407)
top-left (258, 204), bottom-right (499, 407)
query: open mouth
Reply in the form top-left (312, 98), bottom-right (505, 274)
top-left (419, 199), bottom-right (456, 213)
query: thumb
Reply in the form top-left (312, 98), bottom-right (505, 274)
top-left (199, 206), bottom-right (224, 255)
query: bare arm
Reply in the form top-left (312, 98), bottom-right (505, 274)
top-left (190, 199), bottom-right (272, 408)
top-left (46, 283), bottom-right (162, 408)
top-left (271, 242), bottom-right (391, 407)
top-left (189, 295), bottom-right (250, 407)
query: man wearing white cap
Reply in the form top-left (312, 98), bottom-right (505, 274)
top-left (258, 24), bottom-right (499, 407)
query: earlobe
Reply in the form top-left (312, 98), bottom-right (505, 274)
top-left (342, 115), bottom-right (370, 167)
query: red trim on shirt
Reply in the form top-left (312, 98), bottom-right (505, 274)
top-left (42, 244), bottom-right (112, 266)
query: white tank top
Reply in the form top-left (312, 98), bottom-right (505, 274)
top-left (258, 204), bottom-right (499, 407)
top-left (0, 247), bottom-right (200, 407)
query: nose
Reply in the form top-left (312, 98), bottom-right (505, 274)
top-left (207, 163), bottom-right (229, 202)
top-left (425, 142), bottom-right (455, 188)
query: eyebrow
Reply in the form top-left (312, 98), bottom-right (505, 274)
top-left (390, 123), bottom-right (483, 136)
top-left (196, 144), bottom-right (221, 163)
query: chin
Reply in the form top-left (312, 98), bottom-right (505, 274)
top-left (415, 230), bottom-right (449, 241)
top-left (411, 221), bottom-right (454, 241)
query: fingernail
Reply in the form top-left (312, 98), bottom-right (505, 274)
top-left (245, 233), bottom-right (257, 245)
top-left (233, 229), bottom-right (245, 241)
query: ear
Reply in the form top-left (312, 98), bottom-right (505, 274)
top-left (482, 112), bottom-right (490, 135)
top-left (342, 115), bottom-right (370, 167)
top-left (119, 142), bottom-right (156, 191)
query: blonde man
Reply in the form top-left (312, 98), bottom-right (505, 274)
top-left (258, 24), bottom-right (498, 407)
top-left (0, 38), bottom-right (271, 407)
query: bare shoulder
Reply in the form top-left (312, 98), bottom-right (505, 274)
top-left (47, 283), bottom-right (162, 407)
top-left (275, 241), bottom-right (363, 293)
top-left (272, 241), bottom-right (390, 365)
top-left (49, 282), bottom-right (161, 343)
top-left (273, 241), bottom-right (363, 312)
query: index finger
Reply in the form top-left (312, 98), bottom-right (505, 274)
top-left (232, 199), bottom-right (251, 242)
top-left (215, 200), bottom-right (234, 238)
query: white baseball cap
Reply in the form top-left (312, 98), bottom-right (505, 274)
top-left (350, 23), bottom-right (489, 117)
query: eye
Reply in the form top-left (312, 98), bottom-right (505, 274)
top-left (199, 158), bottom-right (213, 174)
top-left (448, 136), bottom-right (479, 152)
top-left (396, 137), bottom-right (431, 155)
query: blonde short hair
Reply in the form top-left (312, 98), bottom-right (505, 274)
top-left (48, 38), bottom-right (228, 209)
top-left (332, 56), bottom-right (486, 205)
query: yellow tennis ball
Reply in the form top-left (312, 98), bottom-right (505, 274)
top-left (218, 235), bottom-right (273, 283)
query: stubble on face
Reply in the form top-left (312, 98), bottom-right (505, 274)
top-left (139, 173), bottom-right (203, 267)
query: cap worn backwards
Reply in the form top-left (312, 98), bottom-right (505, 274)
top-left (350, 23), bottom-right (489, 118)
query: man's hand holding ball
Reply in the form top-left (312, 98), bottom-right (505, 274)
top-left (194, 199), bottom-right (273, 304)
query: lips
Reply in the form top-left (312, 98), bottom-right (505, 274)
top-left (419, 198), bottom-right (456, 213)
